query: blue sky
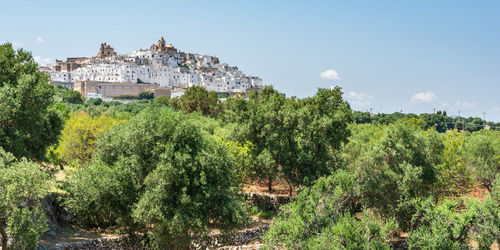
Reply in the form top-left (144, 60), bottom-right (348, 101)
top-left (2, 0), bottom-right (499, 121)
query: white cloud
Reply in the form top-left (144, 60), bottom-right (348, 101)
top-left (411, 91), bottom-right (437, 103)
top-left (346, 91), bottom-right (374, 107)
top-left (320, 69), bottom-right (340, 80)
top-left (34, 56), bottom-right (52, 66)
top-left (36, 36), bottom-right (44, 44)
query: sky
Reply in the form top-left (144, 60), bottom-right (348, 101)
top-left (1, 0), bottom-right (499, 121)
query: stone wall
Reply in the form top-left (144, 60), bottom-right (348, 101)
top-left (50, 235), bottom-right (146, 250)
top-left (46, 227), bottom-right (269, 250)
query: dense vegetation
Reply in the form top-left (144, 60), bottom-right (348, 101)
top-left (0, 43), bottom-right (498, 249)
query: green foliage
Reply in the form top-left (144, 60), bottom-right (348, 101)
top-left (351, 119), bottom-right (443, 229)
top-left (62, 162), bottom-right (136, 228)
top-left (407, 195), bottom-right (499, 249)
top-left (220, 86), bottom-right (352, 192)
top-left (0, 43), bottom-right (64, 160)
top-left (342, 123), bottom-right (385, 169)
top-left (171, 86), bottom-right (219, 116)
top-left (469, 197), bottom-right (500, 249)
top-left (408, 197), bottom-right (477, 249)
top-left (304, 211), bottom-right (396, 250)
top-left (436, 130), bottom-right (474, 196)
top-left (419, 110), bottom-right (453, 133)
top-left (62, 90), bottom-right (85, 104)
top-left (0, 148), bottom-right (50, 249)
top-left (114, 94), bottom-right (138, 99)
top-left (66, 107), bottom-right (246, 248)
top-left (85, 97), bottom-right (103, 106)
top-left (464, 130), bottom-right (500, 190)
top-left (263, 170), bottom-right (396, 249)
top-left (55, 111), bottom-right (123, 165)
top-left (138, 91), bottom-right (154, 100)
top-left (153, 95), bottom-right (170, 105)
top-left (352, 110), bottom-right (500, 132)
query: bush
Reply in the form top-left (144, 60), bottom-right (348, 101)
top-left (138, 91), bottom-right (154, 100)
top-left (67, 107), bottom-right (246, 248)
top-left (435, 130), bottom-right (473, 196)
top-left (352, 119), bottom-right (442, 229)
top-left (469, 174), bottom-right (500, 249)
top-left (407, 195), bottom-right (499, 250)
top-left (62, 90), bottom-right (85, 104)
top-left (55, 111), bottom-right (123, 165)
top-left (464, 130), bottom-right (500, 190)
top-left (305, 211), bottom-right (396, 250)
top-left (408, 197), bottom-right (476, 249)
top-left (263, 170), bottom-right (396, 249)
top-left (0, 148), bottom-right (50, 249)
top-left (62, 162), bottom-right (136, 228)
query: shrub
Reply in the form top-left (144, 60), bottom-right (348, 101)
top-left (435, 130), bottom-right (473, 196)
top-left (408, 196), bottom-right (499, 250)
top-left (0, 148), bottom-right (50, 249)
top-left (67, 107), bottom-right (246, 248)
top-left (55, 111), bottom-right (123, 164)
top-left (62, 162), bottom-right (137, 228)
top-left (469, 174), bottom-right (500, 249)
top-left (263, 170), bottom-right (395, 249)
top-left (464, 130), bottom-right (500, 190)
top-left (353, 119), bottom-right (442, 229)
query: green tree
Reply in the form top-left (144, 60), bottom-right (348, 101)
top-left (419, 110), bottom-right (452, 133)
top-left (465, 130), bottom-right (500, 190)
top-left (66, 107), bottom-right (246, 247)
top-left (171, 86), bottom-right (219, 116)
top-left (63, 162), bottom-right (136, 228)
top-left (436, 130), bottom-right (474, 196)
top-left (0, 148), bottom-right (50, 250)
top-left (0, 43), bottom-right (64, 160)
top-left (353, 119), bottom-right (443, 229)
top-left (62, 90), bottom-right (85, 104)
top-left (55, 111), bottom-right (123, 165)
top-left (138, 91), bottom-right (154, 100)
top-left (263, 170), bottom-right (396, 249)
top-left (153, 95), bottom-right (170, 105)
top-left (408, 197), bottom-right (478, 249)
top-left (220, 86), bottom-right (352, 193)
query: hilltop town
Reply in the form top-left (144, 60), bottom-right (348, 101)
top-left (41, 37), bottom-right (263, 99)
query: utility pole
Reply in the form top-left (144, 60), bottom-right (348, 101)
top-left (482, 112), bottom-right (487, 129)
top-left (458, 110), bottom-right (462, 131)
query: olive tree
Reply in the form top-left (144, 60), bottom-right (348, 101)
top-left (0, 148), bottom-right (50, 250)
top-left (55, 111), bottom-right (123, 165)
top-left (352, 119), bottom-right (443, 229)
top-left (263, 170), bottom-right (396, 249)
top-left (464, 130), bottom-right (500, 190)
top-left (220, 86), bottom-right (352, 193)
top-left (0, 43), bottom-right (65, 160)
top-left (64, 107), bottom-right (246, 248)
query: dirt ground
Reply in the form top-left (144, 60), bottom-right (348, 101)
top-left (242, 178), bottom-right (297, 197)
top-left (39, 223), bottom-right (121, 248)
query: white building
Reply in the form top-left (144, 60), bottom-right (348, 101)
top-left (47, 38), bottom-right (263, 93)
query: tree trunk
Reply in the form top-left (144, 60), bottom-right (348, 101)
top-left (268, 177), bottom-right (273, 193)
top-left (289, 183), bottom-right (293, 197)
top-left (0, 225), bottom-right (8, 250)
